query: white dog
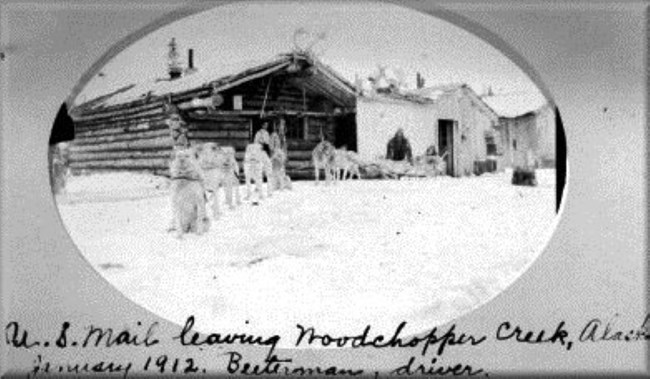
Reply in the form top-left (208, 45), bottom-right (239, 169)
top-left (312, 140), bottom-right (336, 185)
top-left (332, 148), bottom-right (362, 181)
top-left (168, 147), bottom-right (210, 238)
top-left (244, 143), bottom-right (273, 201)
top-left (270, 149), bottom-right (292, 191)
top-left (197, 142), bottom-right (241, 218)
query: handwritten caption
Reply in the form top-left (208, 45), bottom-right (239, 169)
top-left (5, 314), bottom-right (649, 378)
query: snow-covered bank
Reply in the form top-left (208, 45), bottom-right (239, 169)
top-left (56, 170), bottom-right (557, 343)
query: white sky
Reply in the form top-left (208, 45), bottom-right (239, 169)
top-left (74, 1), bottom-right (545, 106)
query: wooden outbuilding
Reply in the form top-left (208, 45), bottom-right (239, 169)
top-left (482, 93), bottom-right (556, 169)
top-left (356, 83), bottom-right (501, 177)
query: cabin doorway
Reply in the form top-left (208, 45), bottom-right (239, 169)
top-left (334, 113), bottom-right (357, 151)
top-left (438, 119), bottom-right (455, 176)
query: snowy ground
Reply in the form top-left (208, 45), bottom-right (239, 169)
top-left (56, 169), bottom-right (557, 343)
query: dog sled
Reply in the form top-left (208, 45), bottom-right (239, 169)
top-left (360, 151), bottom-right (448, 180)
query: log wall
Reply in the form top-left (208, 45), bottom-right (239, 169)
top-left (69, 100), bottom-right (173, 175)
top-left (69, 71), bottom-right (351, 179)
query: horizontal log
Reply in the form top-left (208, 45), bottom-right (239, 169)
top-left (286, 140), bottom-right (318, 150)
top-left (185, 113), bottom-right (251, 123)
top-left (75, 118), bottom-right (169, 138)
top-left (69, 158), bottom-right (170, 170)
top-left (287, 150), bottom-right (314, 160)
top-left (69, 136), bottom-right (172, 153)
top-left (70, 149), bottom-right (173, 162)
top-left (73, 127), bottom-right (170, 146)
top-left (188, 130), bottom-right (250, 140)
top-left (74, 95), bottom-right (161, 117)
top-left (74, 104), bottom-right (166, 124)
top-left (69, 167), bottom-right (168, 176)
top-left (189, 118), bottom-right (250, 127)
top-left (189, 123), bottom-right (250, 132)
top-left (189, 138), bottom-right (250, 150)
top-left (286, 161), bottom-right (314, 170)
top-left (286, 169), bottom-right (318, 181)
top-left (74, 101), bottom-right (163, 123)
top-left (75, 117), bottom-right (168, 135)
top-left (77, 113), bottom-right (167, 132)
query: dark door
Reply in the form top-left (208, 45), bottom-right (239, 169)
top-left (438, 119), bottom-right (455, 176)
top-left (334, 113), bottom-right (357, 151)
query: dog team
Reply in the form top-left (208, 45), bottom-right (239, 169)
top-left (168, 140), bottom-right (292, 238)
top-left (169, 137), bottom-right (367, 238)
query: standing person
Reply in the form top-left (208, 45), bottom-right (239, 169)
top-left (386, 128), bottom-right (413, 164)
top-left (254, 121), bottom-right (272, 156)
top-left (270, 117), bottom-right (287, 155)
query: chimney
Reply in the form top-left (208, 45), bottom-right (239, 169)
top-left (167, 38), bottom-right (182, 80)
top-left (188, 49), bottom-right (194, 70)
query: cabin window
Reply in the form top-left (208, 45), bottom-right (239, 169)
top-left (233, 95), bottom-right (243, 110)
top-left (285, 117), bottom-right (305, 140)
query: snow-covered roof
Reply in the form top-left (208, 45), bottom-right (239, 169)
top-left (358, 90), bottom-right (433, 105)
top-left (76, 52), bottom-right (357, 111)
top-left (481, 92), bottom-right (548, 118)
top-left (83, 56), bottom-right (290, 109)
top-left (409, 83), bottom-right (466, 101)
top-left (410, 83), bottom-right (500, 123)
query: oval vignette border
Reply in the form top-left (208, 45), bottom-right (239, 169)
top-left (49, 0), bottom-right (570, 346)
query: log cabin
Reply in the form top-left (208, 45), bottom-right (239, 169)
top-left (68, 50), bottom-right (358, 180)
